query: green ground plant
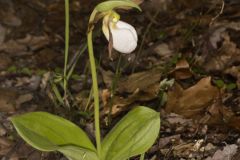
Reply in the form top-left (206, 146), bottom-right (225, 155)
top-left (11, 1), bottom-right (161, 160)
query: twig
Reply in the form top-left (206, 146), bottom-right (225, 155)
top-left (210, 0), bottom-right (225, 26)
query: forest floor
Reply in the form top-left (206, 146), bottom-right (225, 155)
top-left (1, 0), bottom-right (240, 159)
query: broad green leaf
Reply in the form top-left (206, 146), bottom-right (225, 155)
top-left (101, 106), bottom-right (160, 160)
top-left (11, 112), bottom-right (96, 152)
top-left (96, 0), bottom-right (141, 12)
top-left (59, 145), bottom-right (99, 160)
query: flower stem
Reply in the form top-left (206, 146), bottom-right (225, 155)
top-left (64, 0), bottom-right (70, 100)
top-left (87, 28), bottom-right (101, 157)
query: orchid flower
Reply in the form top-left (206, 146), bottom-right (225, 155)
top-left (88, 0), bottom-right (141, 56)
top-left (102, 11), bottom-right (138, 54)
top-left (87, 2), bottom-right (141, 154)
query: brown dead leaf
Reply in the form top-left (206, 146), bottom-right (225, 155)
top-left (159, 134), bottom-right (181, 148)
top-left (117, 68), bottom-right (161, 93)
top-left (198, 22), bottom-right (240, 72)
top-left (101, 89), bottom-right (111, 106)
top-left (17, 34), bottom-right (49, 51)
top-left (202, 105), bottom-right (221, 125)
top-left (101, 68), bottom-right (161, 115)
top-left (0, 124), bottom-right (6, 136)
top-left (222, 105), bottom-right (240, 131)
top-left (100, 68), bottom-right (114, 88)
top-left (200, 99), bottom-right (240, 132)
top-left (0, 88), bottom-right (34, 113)
top-left (0, 34), bottom-right (49, 56)
top-left (0, 88), bottom-right (18, 113)
top-left (0, 137), bottom-right (13, 156)
top-left (35, 48), bottom-right (59, 66)
top-left (206, 144), bottom-right (238, 160)
top-left (169, 139), bottom-right (204, 158)
top-left (75, 90), bottom-right (93, 110)
top-left (104, 83), bottom-right (160, 116)
top-left (172, 142), bottom-right (195, 158)
top-left (166, 77), bottom-right (219, 118)
top-left (171, 59), bottom-right (193, 80)
top-left (16, 94), bottom-right (33, 109)
top-left (154, 43), bottom-right (173, 57)
top-left (204, 32), bottom-right (240, 72)
top-left (165, 113), bottom-right (192, 125)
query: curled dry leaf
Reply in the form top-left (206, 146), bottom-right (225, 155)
top-left (200, 97), bottom-right (240, 132)
top-left (101, 89), bottom-right (111, 106)
top-left (165, 77), bottom-right (219, 118)
top-left (117, 68), bottom-right (161, 93)
top-left (171, 59), bottom-right (193, 80)
top-left (172, 142), bottom-right (196, 158)
top-left (104, 83), bottom-right (160, 116)
top-left (223, 112), bottom-right (240, 131)
top-left (199, 97), bottom-right (224, 125)
top-left (198, 22), bottom-right (240, 72)
top-left (101, 68), bottom-right (161, 116)
top-left (166, 77), bottom-right (240, 131)
top-left (100, 68), bottom-right (114, 88)
top-left (204, 32), bottom-right (240, 72)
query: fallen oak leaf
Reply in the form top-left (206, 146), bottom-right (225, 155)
top-left (165, 77), bottom-right (219, 118)
top-left (170, 59), bottom-right (193, 80)
top-left (101, 89), bottom-right (111, 106)
top-left (206, 144), bottom-right (238, 160)
top-left (117, 68), bottom-right (161, 93)
top-left (103, 83), bottom-right (160, 116)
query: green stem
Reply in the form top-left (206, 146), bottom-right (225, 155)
top-left (140, 153), bottom-right (145, 160)
top-left (87, 10), bottom-right (101, 156)
top-left (64, 0), bottom-right (70, 99)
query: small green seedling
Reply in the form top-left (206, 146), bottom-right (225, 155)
top-left (11, 1), bottom-right (160, 160)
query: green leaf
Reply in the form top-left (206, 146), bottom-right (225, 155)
top-left (101, 106), bottom-right (160, 160)
top-left (59, 145), bottom-right (99, 160)
top-left (226, 83), bottom-right (237, 90)
top-left (7, 65), bottom-right (17, 73)
top-left (11, 112), bottom-right (96, 152)
top-left (96, 0), bottom-right (141, 12)
top-left (214, 79), bottom-right (225, 88)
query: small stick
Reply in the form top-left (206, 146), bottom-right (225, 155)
top-left (210, 0), bottom-right (225, 26)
